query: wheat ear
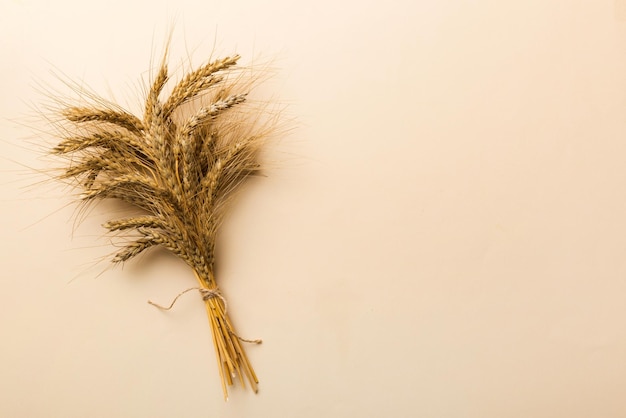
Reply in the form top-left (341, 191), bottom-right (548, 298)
top-left (50, 51), bottom-right (276, 399)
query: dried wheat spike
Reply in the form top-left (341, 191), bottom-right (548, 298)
top-left (52, 51), bottom-right (277, 399)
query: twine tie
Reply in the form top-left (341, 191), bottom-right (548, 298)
top-left (148, 287), bottom-right (261, 344)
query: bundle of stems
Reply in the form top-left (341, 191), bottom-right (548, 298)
top-left (50, 51), bottom-right (275, 399)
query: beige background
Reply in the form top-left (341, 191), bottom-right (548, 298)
top-left (2, 0), bottom-right (626, 416)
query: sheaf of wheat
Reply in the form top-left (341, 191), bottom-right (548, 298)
top-left (50, 50), bottom-right (278, 399)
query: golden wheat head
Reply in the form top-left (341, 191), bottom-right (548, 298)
top-left (50, 51), bottom-right (278, 398)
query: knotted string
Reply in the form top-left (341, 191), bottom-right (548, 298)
top-left (148, 287), bottom-right (228, 312)
top-left (148, 287), bottom-right (262, 344)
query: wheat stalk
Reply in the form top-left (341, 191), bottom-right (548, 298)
top-left (50, 51), bottom-right (276, 399)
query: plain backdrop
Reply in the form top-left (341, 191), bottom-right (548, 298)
top-left (3, 0), bottom-right (626, 417)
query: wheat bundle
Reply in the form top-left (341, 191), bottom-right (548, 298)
top-left (50, 51), bottom-right (278, 399)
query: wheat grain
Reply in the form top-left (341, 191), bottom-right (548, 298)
top-left (163, 55), bottom-right (239, 117)
top-left (64, 107), bottom-right (144, 133)
top-left (103, 216), bottom-right (169, 231)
